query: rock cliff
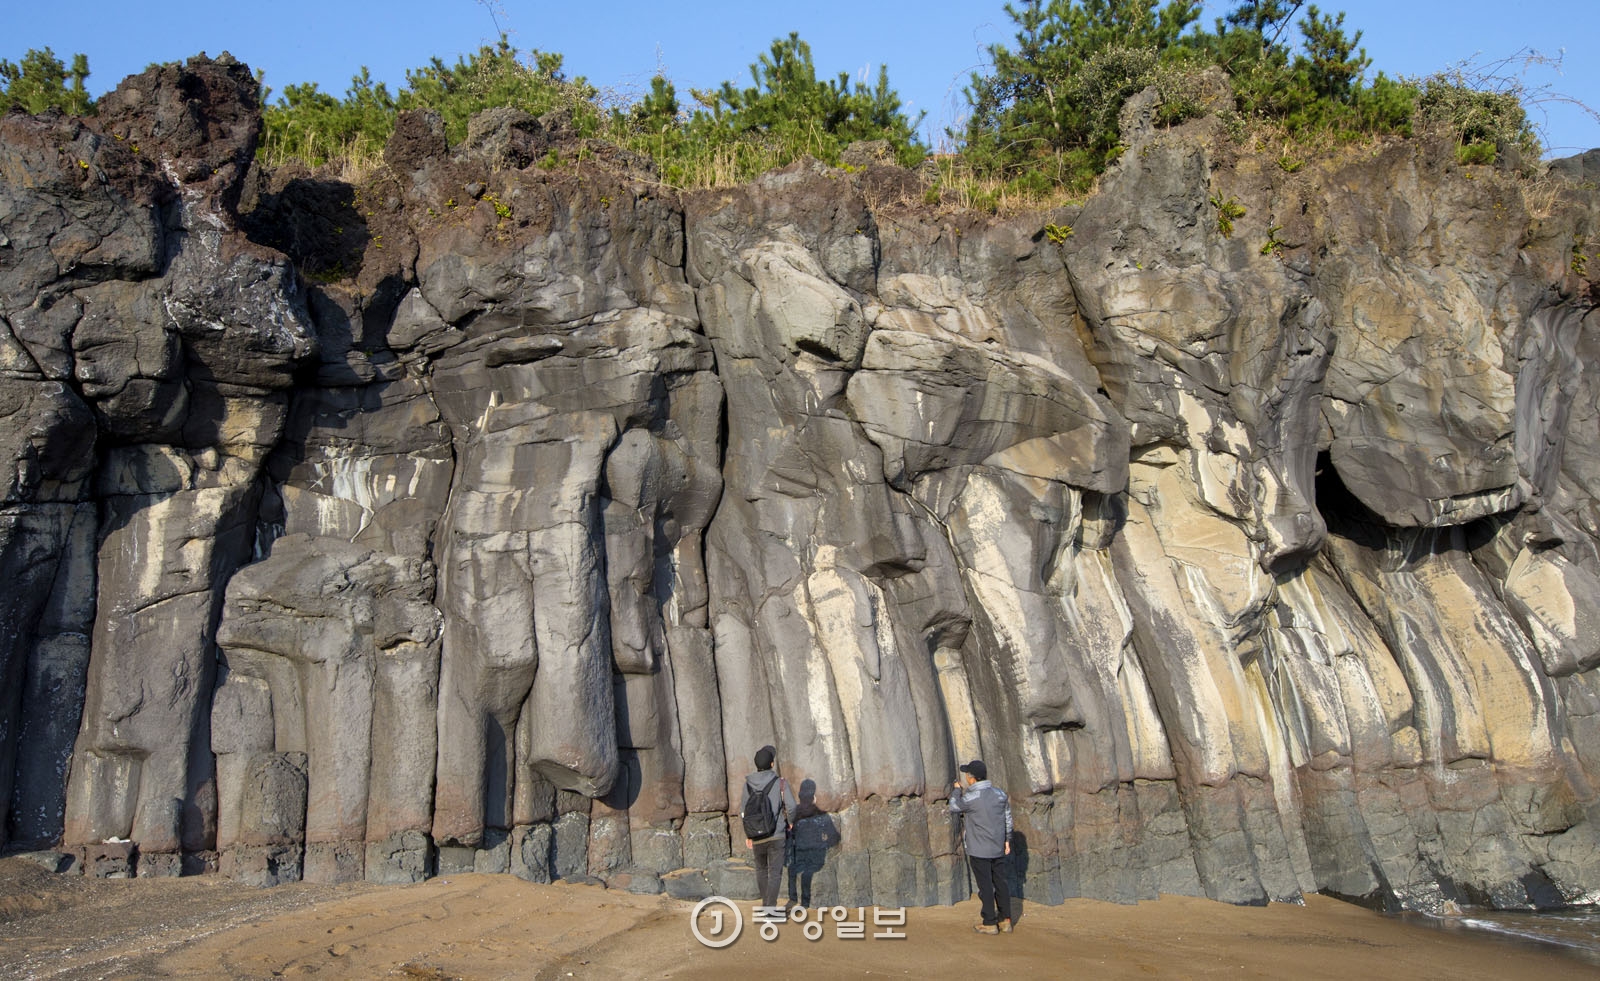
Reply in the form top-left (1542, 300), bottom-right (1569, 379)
top-left (4, 57), bottom-right (1600, 911)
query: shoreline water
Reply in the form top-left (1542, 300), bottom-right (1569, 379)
top-left (1396, 907), bottom-right (1600, 968)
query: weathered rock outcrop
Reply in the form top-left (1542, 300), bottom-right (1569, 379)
top-left (4, 60), bottom-right (1600, 913)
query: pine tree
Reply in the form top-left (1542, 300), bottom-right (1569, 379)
top-left (0, 47), bottom-right (94, 115)
top-left (961, 0), bottom-right (1202, 181)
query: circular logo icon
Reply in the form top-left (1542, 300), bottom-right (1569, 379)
top-left (690, 895), bottom-right (743, 948)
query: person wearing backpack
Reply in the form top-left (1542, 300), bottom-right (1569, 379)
top-left (740, 744), bottom-right (796, 908)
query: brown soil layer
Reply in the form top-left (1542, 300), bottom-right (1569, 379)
top-left (0, 857), bottom-right (1591, 980)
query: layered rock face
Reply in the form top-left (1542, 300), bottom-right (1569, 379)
top-left (4, 60), bottom-right (1600, 911)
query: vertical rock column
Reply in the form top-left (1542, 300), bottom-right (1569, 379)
top-left (364, 103), bottom-right (718, 879)
top-left (1, 503), bottom-right (97, 851)
top-left (59, 56), bottom-right (315, 872)
top-left (427, 311), bottom-right (722, 879)
top-left (0, 338), bottom-right (97, 851)
top-left (847, 210), bottom-right (1141, 902)
top-left (257, 347), bottom-right (458, 882)
top-left (0, 75), bottom-right (162, 854)
top-left (214, 536), bottom-right (442, 884)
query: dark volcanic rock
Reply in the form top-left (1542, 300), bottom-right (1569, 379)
top-left (4, 57), bottom-right (1600, 916)
top-left (95, 53), bottom-right (263, 216)
top-left (1, 56), bottom-right (312, 863)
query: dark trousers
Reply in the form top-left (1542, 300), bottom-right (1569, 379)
top-left (753, 838), bottom-right (785, 907)
top-left (969, 854), bottom-right (1012, 925)
top-left (787, 868), bottom-right (815, 906)
top-left (787, 847), bottom-right (825, 906)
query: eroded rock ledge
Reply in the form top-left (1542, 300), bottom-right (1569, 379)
top-left (3, 57), bottom-right (1600, 911)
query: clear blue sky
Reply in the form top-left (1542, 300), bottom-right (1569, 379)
top-left (3, 1), bottom-right (1596, 156)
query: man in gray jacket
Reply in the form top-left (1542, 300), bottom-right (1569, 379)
top-left (741, 744), bottom-right (797, 908)
top-left (950, 759), bottom-right (1013, 934)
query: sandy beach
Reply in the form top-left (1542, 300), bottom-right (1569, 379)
top-left (0, 857), bottom-right (1593, 980)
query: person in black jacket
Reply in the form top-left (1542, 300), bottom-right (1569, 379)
top-left (740, 744), bottom-right (796, 908)
top-left (950, 759), bottom-right (1013, 934)
top-left (786, 778), bottom-right (841, 907)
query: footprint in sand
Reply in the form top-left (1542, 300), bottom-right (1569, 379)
top-left (328, 943), bottom-right (357, 957)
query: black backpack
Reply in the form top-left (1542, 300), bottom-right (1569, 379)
top-left (742, 774), bottom-right (780, 840)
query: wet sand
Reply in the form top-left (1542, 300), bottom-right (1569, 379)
top-left (0, 857), bottom-right (1591, 980)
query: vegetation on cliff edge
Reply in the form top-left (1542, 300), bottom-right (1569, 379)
top-left (253, 33), bottom-right (922, 187)
top-left (2, 1), bottom-right (1582, 207)
top-left (953, 0), bottom-right (1540, 205)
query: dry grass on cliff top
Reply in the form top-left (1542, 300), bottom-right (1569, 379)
top-left (0, 857), bottom-right (1593, 981)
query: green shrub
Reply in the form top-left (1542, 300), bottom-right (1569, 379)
top-left (1148, 58), bottom-right (1222, 126)
top-left (1211, 193), bottom-right (1246, 237)
top-left (1068, 44), bottom-right (1161, 156)
top-left (1416, 70), bottom-right (1539, 163)
top-left (399, 39), bottom-right (601, 145)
